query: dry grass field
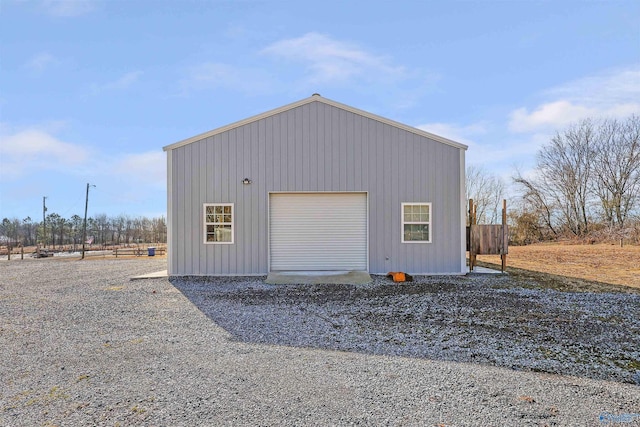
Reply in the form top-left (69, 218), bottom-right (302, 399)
top-left (477, 243), bottom-right (640, 289)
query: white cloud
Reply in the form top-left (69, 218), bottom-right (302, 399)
top-left (40, 0), bottom-right (97, 17)
top-left (509, 66), bottom-right (640, 132)
top-left (0, 122), bottom-right (166, 217)
top-left (261, 32), bottom-right (407, 85)
top-left (180, 63), bottom-right (274, 95)
top-left (112, 151), bottom-right (165, 187)
top-left (509, 100), bottom-right (640, 133)
top-left (546, 66), bottom-right (640, 107)
top-left (104, 71), bottom-right (143, 90)
top-left (0, 127), bottom-right (89, 181)
top-left (25, 52), bottom-right (57, 73)
top-left (417, 120), bottom-right (543, 171)
top-left (416, 122), bottom-right (486, 147)
top-left (90, 71), bottom-right (143, 95)
top-left (509, 101), bottom-right (593, 133)
top-left (93, 151), bottom-right (166, 205)
top-left (179, 33), bottom-right (436, 107)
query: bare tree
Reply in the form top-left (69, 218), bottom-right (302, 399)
top-left (1, 213), bottom-right (167, 249)
top-left (153, 216), bottom-right (167, 243)
top-left (125, 216), bottom-right (134, 244)
top-left (93, 214), bottom-right (110, 245)
top-left (70, 215), bottom-right (83, 250)
top-left (466, 165), bottom-right (505, 224)
top-left (1, 218), bottom-right (19, 247)
top-left (514, 120), bottom-right (597, 237)
top-left (593, 116), bottom-right (640, 228)
top-left (46, 213), bottom-right (61, 247)
top-left (507, 201), bottom-right (554, 245)
top-left (114, 215), bottom-right (126, 244)
top-left (22, 217), bottom-right (34, 246)
top-left (513, 169), bottom-right (559, 237)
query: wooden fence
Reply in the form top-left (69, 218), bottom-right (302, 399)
top-left (468, 199), bottom-right (508, 272)
top-left (114, 247), bottom-right (166, 257)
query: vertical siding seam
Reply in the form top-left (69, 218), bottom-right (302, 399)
top-left (459, 149), bottom-right (466, 274)
top-left (172, 102), bottom-right (464, 275)
top-left (167, 151), bottom-right (173, 274)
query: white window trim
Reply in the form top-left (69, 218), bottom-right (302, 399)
top-left (401, 202), bottom-right (432, 243)
top-left (203, 203), bottom-right (234, 244)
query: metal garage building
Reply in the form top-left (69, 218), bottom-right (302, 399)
top-left (163, 95), bottom-right (467, 276)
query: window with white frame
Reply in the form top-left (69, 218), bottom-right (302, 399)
top-left (402, 203), bottom-right (431, 243)
top-left (204, 203), bottom-right (234, 244)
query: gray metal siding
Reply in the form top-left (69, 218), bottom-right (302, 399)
top-left (169, 101), bottom-right (463, 275)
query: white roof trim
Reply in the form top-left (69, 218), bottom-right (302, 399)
top-left (163, 94), bottom-right (468, 152)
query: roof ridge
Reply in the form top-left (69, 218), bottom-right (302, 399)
top-left (163, 95), bottom-right (467, 151)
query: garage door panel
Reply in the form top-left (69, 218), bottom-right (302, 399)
top-left (270, 193), bottom-right (367, 271)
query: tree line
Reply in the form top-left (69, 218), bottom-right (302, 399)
top-left (0, 214), bottom-right (167, 249)
top-left (3, 115), bottom-right (638, 249)
top-left (513, 115), bottom-right (639, 244)
top-left (467, 115), bottom-right (639, 245)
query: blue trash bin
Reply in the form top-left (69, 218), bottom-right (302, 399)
top-left (148, 247), bottom-right (156, 256)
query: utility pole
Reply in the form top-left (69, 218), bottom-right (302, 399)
top-left (42, 196), bottom-right (47, 249)
top-left (81, 183), bottom-right (95, 260)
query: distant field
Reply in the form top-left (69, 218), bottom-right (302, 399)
top-left (477, 243), bottom-right (640, 289)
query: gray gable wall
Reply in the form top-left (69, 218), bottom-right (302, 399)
top-left (166, 98), bottom-right (466, 275)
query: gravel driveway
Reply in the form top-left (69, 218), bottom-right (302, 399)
top-left (172, 273), bottom-right (640, 385)
top-left (1, 258), bottom-right (639, 426)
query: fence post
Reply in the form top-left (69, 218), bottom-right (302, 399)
top-left (501, 199), bottom-right (507, 273)
top-left (468, 199), bottom-right (475, 271)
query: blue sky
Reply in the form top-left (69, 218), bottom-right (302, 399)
top-left (1, 0), bottom-right (639, 221)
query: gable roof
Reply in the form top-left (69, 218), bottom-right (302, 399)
top-left (163, 94), bottom-right (468, 152)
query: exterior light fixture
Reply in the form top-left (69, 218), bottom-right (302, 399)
top-left (242, 178), bottom-right (252, 185)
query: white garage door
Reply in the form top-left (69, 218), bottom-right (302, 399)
top-left (270, 193), bottom-right (368, 271)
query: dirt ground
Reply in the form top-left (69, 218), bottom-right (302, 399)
top-left (477, 243), bottom-right (640, 289)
